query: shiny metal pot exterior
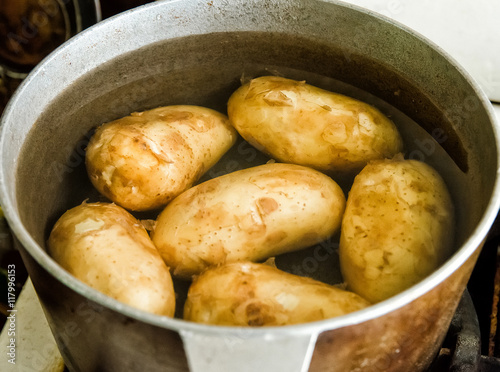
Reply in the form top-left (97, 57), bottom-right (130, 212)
top-left (1, 1), bottom-right (499, 371)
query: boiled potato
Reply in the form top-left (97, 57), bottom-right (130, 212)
top-left (339, 156), bottom-right (455, 303)
top-left (85, 105), bottom-right (237, 211)
top-left (184, 261), bottom-right (370, 326)
top-left (227, 76), bottom-right (403, 175)
top-left (47, 202), bottom-right (175, 317)
top-left (152, 163), bottom-right (346, 279)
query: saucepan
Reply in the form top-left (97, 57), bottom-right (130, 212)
top-left (1, 0), bottom-right (499, 371)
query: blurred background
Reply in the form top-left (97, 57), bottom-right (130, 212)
top-left (0, 0), bottom-right (159, 116)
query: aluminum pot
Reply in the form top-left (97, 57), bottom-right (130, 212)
top-left (1, 1), bottom-right (499, 371)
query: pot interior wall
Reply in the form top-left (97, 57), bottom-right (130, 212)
top-left (15, 30), bottom-right (497, 302)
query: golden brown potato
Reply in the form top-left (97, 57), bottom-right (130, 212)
top-left (152, 163), bottom-right (346, 279)
top-left (47, 202), bottom-right (175, 317)
top-left (85, 105), bottom-right (237, 211)
top-left (184, 261), bottom-right (370, 326)
top-left (227, 76), bottom-right (403, 175)
top-left (339, 156), bottom-right (455, 303)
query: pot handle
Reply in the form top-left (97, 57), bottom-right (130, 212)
top-left (179, 329), bottom-right (318, 372)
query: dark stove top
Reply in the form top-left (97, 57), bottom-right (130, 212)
top-left (430, 228), bottom-right (500, 372)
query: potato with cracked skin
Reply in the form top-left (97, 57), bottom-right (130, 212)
top-left (227, 76), bottom-right (403, 175)
top-left (47, 202), bottom-right (176, 317)
top-left (339, 156), bottom-right (455, 303)
top-left (85, 105), bottom-right (237, 211)
top-left (152, 163), bottom-right (346, 280)
top-left (184, 261), bottom-right (370, 326)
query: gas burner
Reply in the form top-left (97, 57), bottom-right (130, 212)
top-left (430, 226), bottom-right (500, 372)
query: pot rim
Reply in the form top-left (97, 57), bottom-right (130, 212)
top-left (1, 0), bottom-right (500, 337)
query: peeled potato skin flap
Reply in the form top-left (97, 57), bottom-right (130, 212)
top-left (152, 163), bottom-right (346, 279)
top-left (227, 76), bottom-right (403, 174)
top-left (85, 105), bottom-right (237, 211)
top-left (184, 262), bottom-right (370, 326)
top-left (339, 157), bottom-right (455, 303)
top-left (47, 202), bottom-right (176, 317)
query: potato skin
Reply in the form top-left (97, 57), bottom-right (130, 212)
top-left (339, 157), bottom-right (455, 303)
top-left (184, 261), bottom-right (370, 326)
top-left (227, 76), bottom-right (403, 175)
top-left (47, 202), bottom-right (175, 317)
top-left (85, 105), bottom-right (237, 211)
top-left (152, 163), bottom-right (346, 279)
